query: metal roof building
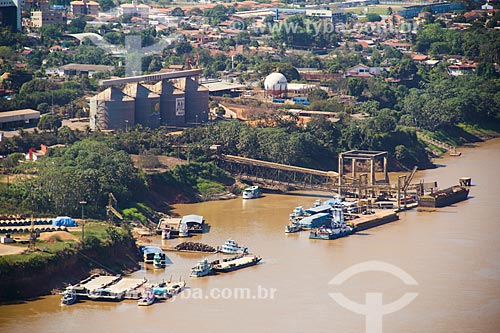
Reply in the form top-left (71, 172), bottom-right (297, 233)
top-left (0, 109), bottom-right (40, 130)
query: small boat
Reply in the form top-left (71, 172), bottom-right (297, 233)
top-left (285, 223), bottom-right (302, 233)
top-left (141, 245), bottom-right (166, 264)
top-left (449, 148), bottom-right (461, 157)
top-left (309, 224), bottom-right (353, 240)
top-left (178, 222), bottom-right (189, 237)
top-left (211, 254), bottom-right (262, 273)
top-left (190, 258), bottom-right (212, 277)
top-left (88, 288), bottom-right (125, 301)
top-left (153, 252), bottom-right (166, 269)
top-left (61, 288), bottom-right (77, 306)
top-left (218, 239), bottom-right (248, 254)
top-left (242, 186), bottom-right (260, 199)
top-left (166, 280), bottom-right (186, 297)
top-left (161, 226), bottom-right (171, 239)
top-left (138, 288), bottom-right (155, 306)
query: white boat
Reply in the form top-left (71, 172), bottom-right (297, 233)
top-left (218, 239), bottom-right (248, 254)
top-left (166, 280), bottom-right (186, 297)
top-left (153, 252), bottom-right (166, 269)
top-left (138, 288), bottom-right (155, 306)
top-left (285, 223), bottom-right (302, 233)
top-left (178, 223), bottom-right (189, 237)
top-left (190, 258), bottom-right (212, 277)
top-left (61, 288), bottom-right (77, 306)
top-left (161, 226), bottom-right (171, 239)
top-left (242, 186), bottom-right (260, 199)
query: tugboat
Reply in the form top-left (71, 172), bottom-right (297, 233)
top-left (61, 287), bottom-right (77, 306)
top-left (190, 258), bottom-right (212, 277)
top-left (218, 239), bottom-right (248, 254)
top-left (309, 224), bottom-right (353, 240)
top-left (153, 252), bottom-right (166, 269)
top-left (242, 186), bottom-right (261, 199)
top-left (138, 288), bottom-right (155, 306)
top-left (211, 254), bottom-right (262, 273)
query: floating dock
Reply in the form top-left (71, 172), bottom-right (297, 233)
top-left (73, 275), bottom-right (121, 297)
top-left (108, 278), bottom-right (147, 299)
top-left (348, 210), bottom-right (399, 231)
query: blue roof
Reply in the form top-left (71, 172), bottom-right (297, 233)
top-left (142, 245), bottom-right (163, 254)
top-left (51, 216), bottom-right (77, 227)
top-left (305, 205), bottom-right (332, 214)
top-left (299, 212), bottom-right (329, 223)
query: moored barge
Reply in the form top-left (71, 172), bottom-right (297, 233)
top-left (418, 186), bottom-right (469, 208)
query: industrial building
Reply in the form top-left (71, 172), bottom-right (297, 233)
top-left (89, 70), bottom-right (209, 131)
top-left (264, 72), bottom-right (288, 98)
top-left (0, 109), bottom-right (40, 130)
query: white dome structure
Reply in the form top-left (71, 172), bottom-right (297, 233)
top-left (264, 72), bottom-right (288, 97)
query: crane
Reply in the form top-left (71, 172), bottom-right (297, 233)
top-left (106, 193), bottom-right (123, 223)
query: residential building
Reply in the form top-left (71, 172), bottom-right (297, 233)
top-left (71, 0), bottom-right (98, 16)
top-left (31, 8), bottom-right (65, 28)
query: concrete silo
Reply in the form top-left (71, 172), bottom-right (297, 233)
top-left (123, 83), bottom-right (161, 129)
top-left (89, 87), bottom-right (135, 131)
top-left (172, 77), bottom-right (209, 125)
top-left (150, 80), bottom-right (186, 127)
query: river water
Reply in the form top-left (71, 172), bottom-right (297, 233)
top-left (1, 139), bottom-right (500, 333)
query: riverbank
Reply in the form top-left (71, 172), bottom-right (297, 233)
top-left (0, 223), bottom-right (140, 301)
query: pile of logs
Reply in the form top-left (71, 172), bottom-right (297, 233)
top-left (175, 242), bottom-right (216, 253)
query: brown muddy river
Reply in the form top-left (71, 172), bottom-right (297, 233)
top-left (1, 139), bottom-right (499, 333)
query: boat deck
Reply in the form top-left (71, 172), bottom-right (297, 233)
top-left (77, 275), bottom-right (121, 292)
top-left (215, 256), bottom-right (259, 270)
top-left (349, 210), bottom-right (399, 231)
top-left (107, 278), bottom-right (146, 294)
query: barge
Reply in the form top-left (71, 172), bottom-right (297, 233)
top-left (418, 186), bottom-right (469, 208)
top-left (211, 255), bottom-right (262, 273)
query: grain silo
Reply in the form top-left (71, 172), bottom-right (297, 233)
top-left (150, 80), bottom-right (186, 127)
top-left (89, 87), bottom-right (135, 131)
top-left (172, 77), bottom-right (209, 125)
top-left (123, 83), bottom-right (161, 129)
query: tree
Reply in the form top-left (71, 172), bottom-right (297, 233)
top-left (174, 40), bottom-right (193, 55)
top-left (347, 78), bottom-right (366, 97)
top-left (38, 114), bottom-right (62, 132)
top-left (366, 13), bottom-right (382, 22)
top-left (67, 16), bottom-right (87, 33)
top-left (308, 89), bottom-right (329, 101)
top-left (171, 7), bottom-right (185, 17)
top-left (188, 7), bottom-right (202, 16)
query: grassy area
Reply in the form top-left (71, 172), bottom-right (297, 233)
top-left (69, 220), bottom-right (110, 241)
top-left (458, 122), bottom-right (500, 138)
top-left (0, 240), bottom-right (77, 266)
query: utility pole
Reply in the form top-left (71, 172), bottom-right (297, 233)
top-left (79, 201), bottom-right (87, 242)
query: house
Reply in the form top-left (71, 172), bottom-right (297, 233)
top-left (411, 53), bottom-right (428, 62)
top-left (382, 40), bottom-right (412, 52)
top-left (345, 64), bottom-right (385, 78)
top-left (448, 62), bottom-right (476, 76)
